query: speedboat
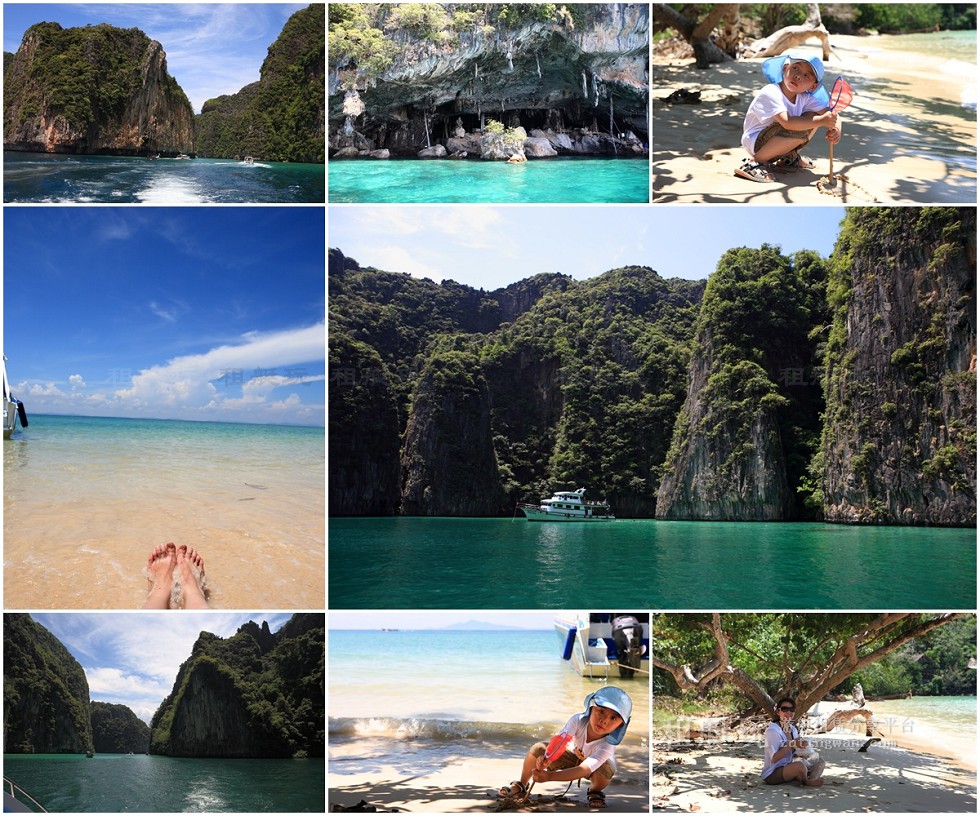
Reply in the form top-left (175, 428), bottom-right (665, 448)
top-left (554, 612), bottom-right (649, 679)
top-left (3, 777), bottom-right (47, 812)
top-left (3, 354), bottom-right (28, 438)
top-left (519, 488), bottom-right (614, 521)
top-left (243, 156), bottom-right (255, 165)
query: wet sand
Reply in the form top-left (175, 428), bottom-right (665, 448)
top-left (652, 34), bottom-right (977, 204)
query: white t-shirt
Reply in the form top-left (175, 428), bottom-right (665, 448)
top-left (761, 721), bottom-right (797, 778)
top-left (557, 712), bottom-right (617, 774)
top-left (741, 84), bottom-right (827, 155)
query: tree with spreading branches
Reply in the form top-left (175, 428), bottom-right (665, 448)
top-left (652, 613), bottom-right (972, 717)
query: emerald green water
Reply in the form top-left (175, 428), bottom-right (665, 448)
top-left (328, 518), bottom-right (976, 609)
top-left (2, 754), bottom-right (324, 812)
top-left (327, 157), bottom-right (650, 203)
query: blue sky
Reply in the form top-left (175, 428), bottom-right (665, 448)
top-left (3, 207), bottom-right (324, 426)
top-left (3, 3), bottom-right (309, 113)
top-left (328, 205), bottom-right (847, 289)
top-left (30, 612), bottom-right (295, 723)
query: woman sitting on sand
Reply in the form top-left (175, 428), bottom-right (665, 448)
top-left (762, 697), bottom-right (826, 787)
top-left (143, 542), bottom-right (211, 609)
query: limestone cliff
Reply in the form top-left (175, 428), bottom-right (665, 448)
top-left (195, 4), bottom-right (324, 162)
top-left (3, 613), bottom-right (93, 754)
top-left (656, 247), bottom-right (828, 521)
top-left (91, 702), bottom-right (150, 753)
top-left (149, 614), bottom-right (323, 758)
top-left (822, 208), bottom-right (976, 525)
top-left (329, 3), bottom-right (648, 158)
top-left (400, 350), bottom-right (505, 515)
top-left (4, 22), bottom-right (194, 155)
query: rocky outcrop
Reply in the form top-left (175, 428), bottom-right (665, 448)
top-left (4, 22), bottom-right (194, 155)
top-left (91, 702), bottom-right (150, 754)
top-left (3, 614), bottom-right (93, 754)
top-left (400, 351), bottom-right (505, 515)
top-left (822, 208), bottom-right (976, 526)
top-left (656, 347), bottom-right (791, 520)
top-left (656, 247), bottom-right (827, 521)
top-left (195, 4), bottom-right (324, 162)
top-left (329, 3), bottom-right (648, 158)
top-left (150, 613), bottom-right (324, 758)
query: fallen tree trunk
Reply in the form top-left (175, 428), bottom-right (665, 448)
top-left (744, 4), bottom-right (833, 60)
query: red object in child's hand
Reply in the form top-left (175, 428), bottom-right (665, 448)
top-left (829, 77), bottom-right (854, 111)
top-left (544, 732), bottom-right (573, 763)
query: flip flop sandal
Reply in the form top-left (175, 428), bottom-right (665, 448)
top-left (587, 789), bottom-right (607, 809)
top-left (771, 151), bottom-right (814, 171)
top-left (497, 781), bottom-right (529, 801)
top-left (734, 160), bottom-right (774, 183)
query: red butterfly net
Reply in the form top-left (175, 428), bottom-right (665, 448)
top-left (829, 77), bottom-right (854, 111)
top-left (544, 732), bottom-right (573, 762)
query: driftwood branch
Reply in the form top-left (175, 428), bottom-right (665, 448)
top-left (744, 4), bottom-right (833, 61)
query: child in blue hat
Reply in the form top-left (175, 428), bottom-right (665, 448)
top-left (497, 687), bottom-right (632, 809)
top-left (735, 53), bottom-right (842, 182)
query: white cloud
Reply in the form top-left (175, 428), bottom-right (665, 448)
top-left (69, 374), bottom-right (86, 388)
top-left (355, 246), bottom-right (441, 280)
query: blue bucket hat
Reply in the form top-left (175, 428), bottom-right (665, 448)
top-left (762, 53), bottom-right (831, 107)
top-left (582, 687), bottom-right (632, 745)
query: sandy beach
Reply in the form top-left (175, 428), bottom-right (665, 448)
top-left (652, 33), bottom-right (977, 204)
top-left (653, 701), bottom-right (977, 813)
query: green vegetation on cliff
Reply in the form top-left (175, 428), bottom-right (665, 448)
top-left (91, 701), bottom-right (150, 753)
top-left (5, 22), bottom-right (189, 130)
top-left (196, 4), bottom-right (324, 162)
top-left (330, 205), bottom-right (976, 525)
top-left (150, 614), bottom-right (324, 758)
top-left (3, 613), bottom-right (93, 754)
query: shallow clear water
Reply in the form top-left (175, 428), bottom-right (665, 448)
top-left (2, 754), bottom-right (324, 812)
top-left (4, 415), bottom-right (324, 609)
top-left (3, 153), bottom-right (325, 203)
top-left (327, 518), bottom-right (976, 609)
top-left (327, 157), bottom-right (650, 203)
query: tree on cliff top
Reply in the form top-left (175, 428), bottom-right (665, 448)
top-left (652, 613), bottom-right (973, 717)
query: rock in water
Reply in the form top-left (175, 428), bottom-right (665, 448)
top-left (4, 22), bottom-right (194, 155)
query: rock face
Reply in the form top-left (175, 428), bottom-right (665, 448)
top-left (4, 22), bottom-right (194, 155)
top-left (656, 246), bottom-right (827, 521)
top-left (3, 613), bottom-right (93, 754)
top-left (195, 4), bottom-right (325, 162)
top-left (400, 351), bottom-right (504, 515)
top-left (91, 702), bottom-right (150, 754)
top-left (329, 3), bottom-right (648, 158)
top-left (150, 613), bottom-right (323, 758)
top-left (822, 208), bottom-right (976, 525)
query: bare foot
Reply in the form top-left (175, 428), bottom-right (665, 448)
top-left (805, 778), bottom-right (826, 787)
top-left (142, 543), bottom-right (176, 609)
top-left (175, 544), bottom-right (210, 609)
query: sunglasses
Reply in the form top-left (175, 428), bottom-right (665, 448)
top-left (778, 706), bottom-right (795, 712)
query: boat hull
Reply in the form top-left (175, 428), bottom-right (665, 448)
top-left (520, 506), bottom-right (614, 522)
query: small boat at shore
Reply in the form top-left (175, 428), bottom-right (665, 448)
top-left (3, 354), bottom-right (29, 438)
top-left (554, 612), bottom-right (649, 679)
top-left (519, 487), bottom-right (614, 521)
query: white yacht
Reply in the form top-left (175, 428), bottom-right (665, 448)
top-left (519, 487), bottom-right (614, 521)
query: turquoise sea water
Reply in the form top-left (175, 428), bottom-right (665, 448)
top-left (3, 153), bottom-right (325, 203)
top-left (327, 156), bottom-right (650, 203)
top-left (329, 628), bottom-right (650, 780)
top-left (2, 754), bottom-right (324, 812)
top-left (5, 414), bottom-right (324, 609)
top-left (327, 518), bottom-right (976, 609)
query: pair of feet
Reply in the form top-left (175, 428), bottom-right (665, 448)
top-left (143, 543), bottom-right (210, 609)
